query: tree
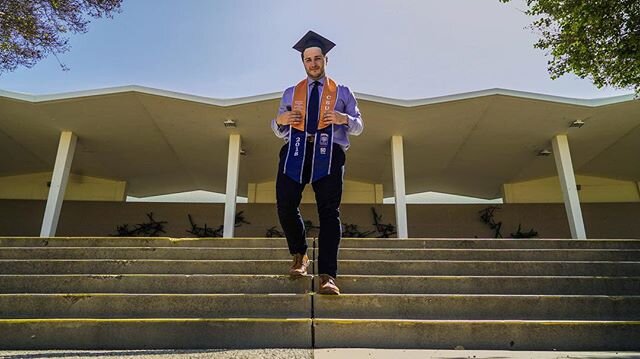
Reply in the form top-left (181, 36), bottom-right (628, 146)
top-left (0, 0), bottom-right (123, 75)
top-left (500, 0), bottom-right (640, 95)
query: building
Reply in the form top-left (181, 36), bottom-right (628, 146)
top-left (0, 86), bottom-right (639, 239)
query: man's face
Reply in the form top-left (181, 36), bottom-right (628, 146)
top-left (302, 47), bottom-right (327, 80)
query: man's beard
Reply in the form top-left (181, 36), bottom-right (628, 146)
top-left (307, 69), bottom-right (325, 79)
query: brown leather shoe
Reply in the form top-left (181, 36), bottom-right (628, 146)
top-left (289, 253), bottom-right (309, 277)
top-left (318, 274), bottom-right (340, 295)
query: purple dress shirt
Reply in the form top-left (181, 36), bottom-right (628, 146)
top-left (270, 76), bottom-right (364, 151)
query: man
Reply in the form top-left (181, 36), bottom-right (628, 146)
top-left (270, 30), bottom-right (364, 295)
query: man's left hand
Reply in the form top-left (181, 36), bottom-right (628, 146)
top-left (321, 111), bottom-right (348, 125)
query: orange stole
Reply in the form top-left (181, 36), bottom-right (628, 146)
top-left (291, 77), bottom-right (338, 132)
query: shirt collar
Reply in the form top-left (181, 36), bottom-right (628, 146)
top-left (307, 76), bottom-right (325, 87)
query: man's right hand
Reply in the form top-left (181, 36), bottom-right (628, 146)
top-left (277, 110), bottom-right (303, 126)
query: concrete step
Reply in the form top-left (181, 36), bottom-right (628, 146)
top-left (341, 238), bottom-right (640, 249)
top-left (0, 259), bottom-right (306, 275)
top-left (337, 248), bottom-right (640, 261)
top-left (2, 247), bottom-right (638, 261)
top-left (0, 318), bottom-right (312, 349)
top-left (322, 275), bottom-right (640, 295)
top-left (0, 247), bottom-right (293, 260)
top-left (313, 294), bottom-right (640, 320)
top-left (0, 293), bottom-right (311, 319)
top-left (3, 237), bottom-right (640, 249)
top-left (0, 237), bottom-right (288, 248)
top-left (4, 259), bottom-right (639, 276)
top-left (0, 274), bottom-right (312, 294)
top-left (3, 293), bottom-right (637, 321)
top-left (1, 318), bottom-right (637, 350)
top-left (330, 260), bottom-right (640, 276)
top-left (313, 319), bottom-right (640, 350)
top-left (1, 274), bottom-right (636, 295)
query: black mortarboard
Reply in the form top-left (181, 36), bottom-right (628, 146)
top-left (292, 30), bottom-right (336, 55)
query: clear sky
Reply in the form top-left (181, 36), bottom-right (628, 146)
top-left (1, 0), bottom-right (631, 203)
top-left (0, 0), bottom-right (632, 99)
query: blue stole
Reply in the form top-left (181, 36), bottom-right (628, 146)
top-left (283, 78), bottom-right (338, 184)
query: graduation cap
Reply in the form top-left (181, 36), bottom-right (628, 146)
top-left (292, 30), bottom-right (336, 55)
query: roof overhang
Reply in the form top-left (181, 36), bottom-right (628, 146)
top-left (1, 86), bottom-right (638, 199)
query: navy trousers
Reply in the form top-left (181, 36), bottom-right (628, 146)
top-left (276, 141), bottom-right (345, 278)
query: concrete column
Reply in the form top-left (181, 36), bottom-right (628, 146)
top-left (391, 135), bottom-right (408, 238)
top-left (551, 134), bottom-right (586, 239)
top-left (223, 134), bottom-right (241, 238)
top-left (40, 131), bottom-right (77, 237)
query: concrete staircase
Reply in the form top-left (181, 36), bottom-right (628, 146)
top-left (0, 237), bottom-right (639, 350)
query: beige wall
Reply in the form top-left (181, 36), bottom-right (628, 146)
top-left (408, 203), bottom-right (640, 239)
top-left (1, 199), bottom-right (639, 239)
top-left (247, 180), bottom-right (384, 204)
top-left (0, 200), bottom-right (225, 238)
top-left (503, 175), bottom-right (640, 203)
top-left (0, 172), bottom-right (127, 202)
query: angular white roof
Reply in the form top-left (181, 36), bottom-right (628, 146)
top-left (1, 86), bottom-right (638, 198)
